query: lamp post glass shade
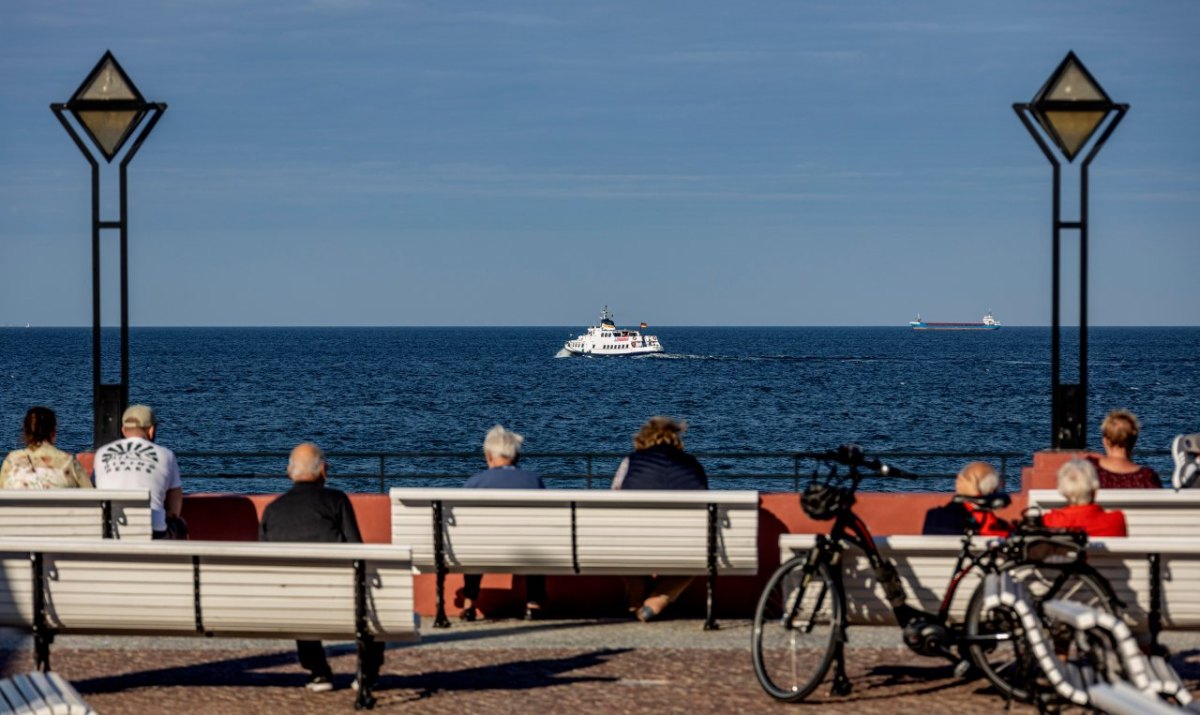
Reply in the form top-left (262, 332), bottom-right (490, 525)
top-left (66, 51), bottom-right (148, 162)
top-left (1029, 52), bottom-right (1115, 162)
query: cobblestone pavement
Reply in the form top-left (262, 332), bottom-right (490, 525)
top-left (2, 620), bottom-right (1197, 714)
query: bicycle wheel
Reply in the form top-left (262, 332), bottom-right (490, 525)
top-left (752, 554), bottom-right (843, 702)
top-left (964, 563), bottom-right (1115, 702)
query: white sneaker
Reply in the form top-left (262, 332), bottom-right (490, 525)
top-left (306, 675), bottom-right (333, 693)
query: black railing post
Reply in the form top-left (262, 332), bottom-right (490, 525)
top-left (586, 455), bottom-right (593, 489)
top-left (378, 455), bottom-right (386, 494)
top-left (704, 502), bottom-right (719, 631)
top-left (432, 500), bottom-right (450, 628)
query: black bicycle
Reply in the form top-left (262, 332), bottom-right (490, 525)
top-left (751, 445), bottom-right (1123, 703)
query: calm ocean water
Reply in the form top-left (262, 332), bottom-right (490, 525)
top-left (1, 327), bottom-right (1196, 494)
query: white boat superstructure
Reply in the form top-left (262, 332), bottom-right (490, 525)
top-left (560, 307), bottom-right (664, 356)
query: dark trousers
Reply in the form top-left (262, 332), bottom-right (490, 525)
top-left (297, 639), bottom-right (385, 680)
top-left (463, 574), bottom-right (547, 604)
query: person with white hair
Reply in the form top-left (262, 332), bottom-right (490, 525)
top-left (461, 425), bottom-right (546, 621)
top-left (260, 442), bottom-right (384, 694)
top-left (1042, 458), bottom-right (1128, 537)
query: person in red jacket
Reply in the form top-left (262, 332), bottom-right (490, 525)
top-left (1043, 459), bottom-right (1128, 537)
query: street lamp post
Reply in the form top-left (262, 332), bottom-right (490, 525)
top-left (1014, 51), bottom-right (1127, 450)
top-left (51, 51), bottom-right (166, 448)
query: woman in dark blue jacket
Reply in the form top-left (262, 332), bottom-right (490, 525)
top-left (612, 416), bottom-right (707, 621)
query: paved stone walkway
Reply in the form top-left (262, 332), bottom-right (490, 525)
top-left (2, 620), bottom-right (1197, 713)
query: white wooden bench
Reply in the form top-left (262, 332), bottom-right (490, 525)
top-left (0, 672), bottom-right (95, 714)
top-left (779, 533), bottom-right (1200, 645)
top-left (1028, 489), bottom-right (1200, 538)
top-left (0, 539), bottom-right (418, 710)
top-left (0, 490), bottom-right (152, 539)
top-left (390, 488), bottom-right (759, 629)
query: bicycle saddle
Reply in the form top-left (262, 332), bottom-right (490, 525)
top-left (952, 493), bottom-right (1012, 511)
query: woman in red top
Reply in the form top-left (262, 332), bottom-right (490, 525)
top-left (1043, 459), bottom-right (1128, 537)
top-left (1088, 409), bottom-right (1161, 489)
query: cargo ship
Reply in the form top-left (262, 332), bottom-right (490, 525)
top-left (909, 312), bottom-right (1001, 331)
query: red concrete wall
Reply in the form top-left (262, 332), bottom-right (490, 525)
top-left (1021, 451), bottom-right (1098, 491)
top-left (177, 489), bottom-right (1028, 620)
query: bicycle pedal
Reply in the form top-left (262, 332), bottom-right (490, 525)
top-left (953, 659), bottom-right (973, 679)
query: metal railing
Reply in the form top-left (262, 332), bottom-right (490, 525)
top-left (174, 449), bottom-right (1028, 493)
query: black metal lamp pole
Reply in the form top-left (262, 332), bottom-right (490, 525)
top-left (1013, 51), bottom-right (1127, 450)
top-left (51, 51), bottom-right (166, 448)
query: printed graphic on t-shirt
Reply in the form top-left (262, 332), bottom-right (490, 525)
top-left (101, 441), bottom-right (160, 474)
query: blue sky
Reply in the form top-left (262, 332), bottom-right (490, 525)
top-left (1, 1), bottom-right (1197, 326)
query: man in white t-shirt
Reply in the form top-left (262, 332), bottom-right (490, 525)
top-left (94, 404), bottom-right (184, 539)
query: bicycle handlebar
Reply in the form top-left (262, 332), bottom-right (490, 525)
top-left (822, 443), bottom-right (913, 477)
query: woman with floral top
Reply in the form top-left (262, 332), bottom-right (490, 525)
top-left (1, 406), bottom-right (92, 489)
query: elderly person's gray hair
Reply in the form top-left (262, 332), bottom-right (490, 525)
top-left (483, 424), bottom-right (524, 462)
top-left (1057, 459), bottom-right (1100, 506)
top-left (287, 442), bottom-right (326, 480)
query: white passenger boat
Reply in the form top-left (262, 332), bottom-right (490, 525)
top-left (559, 307), bottom-right (664, 357)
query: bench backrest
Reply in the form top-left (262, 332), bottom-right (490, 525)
top-left (391, 488), bottom-right (759, 575)
top-left (1028, 489), bottom-right (1200, 538)
top-left (0, 540), bottom-right (418, 642)
top-left (0, 490), bottom-right (153, 540)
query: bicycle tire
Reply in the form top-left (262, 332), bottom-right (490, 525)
top-left (963, 562), bottom-right (1116, 702)
top-left (752, 554), bottom-right (843, 702)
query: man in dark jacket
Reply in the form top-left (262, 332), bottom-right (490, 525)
top-left (260, 442), bottom-right (383, 693)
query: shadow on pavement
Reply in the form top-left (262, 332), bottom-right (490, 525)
top-left (70, 646), bottom-right (630, 700)
top-left (380, 647), bottom-right (630, 701)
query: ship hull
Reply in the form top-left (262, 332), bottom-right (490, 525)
top-left (910, 324), bottom-right (1001, 331)
top-left (561, 345), bottom-right (664, 356)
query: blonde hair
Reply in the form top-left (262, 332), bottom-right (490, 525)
top-left (1101, 409), bottom-right (1141, 452)
top-left (633, 416), bottom-right (686, 451)
top-left (1057, 459), bottom-right (1100, 506)
top-left (483, 424), bottom-right (524, 462)
top-left (955, 461), bottom-right (999, 497)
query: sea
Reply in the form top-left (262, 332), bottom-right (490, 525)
top-left (1, 326), bottom-right (1196, 495)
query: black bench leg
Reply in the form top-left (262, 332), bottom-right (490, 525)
top-left (432, 500), bottom-right (451, 628)
top-left (354, 635), bottom-right (378, 711)
top-left (433, 568), bottom-right (451, 629)
top-left (704, 503), bottom-right (720, 631)
top-left (34, 631), bottom-right (52, 673)
top-left (1148, 553), bottom-right (1166, 656)
top-left (31, 551), bottom-right (53, 671)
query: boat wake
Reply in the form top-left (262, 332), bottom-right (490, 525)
top-left (553, 349), bottom-right (574, 358)
top-left (636, 353), bottom-right (904, 363)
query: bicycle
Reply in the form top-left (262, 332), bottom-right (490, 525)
top-left (751, 444), bottom-right (1123, 703)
